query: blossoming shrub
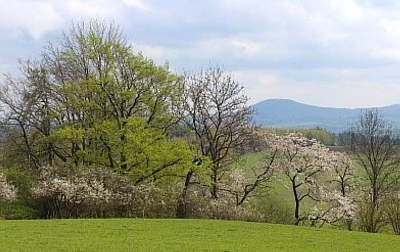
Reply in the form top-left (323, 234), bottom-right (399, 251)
top-left (180, 186), bottom-right (259, 221)
top-left (32, 166), bottom-right (182, 218)
top-left (33, 166), bottom-right (124, 218)
top-left (0, 172), bottom-right (17, 200)
top-left (0, 171), bottom-right (18, 219)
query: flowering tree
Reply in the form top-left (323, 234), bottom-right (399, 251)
top-left (326, 152), bottom-right (357, 229)
top-left (275, 133), bottom-right (355, 226)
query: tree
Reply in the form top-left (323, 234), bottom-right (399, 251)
top-left (181, 67), bottom-right (253, 199)
top-left (0, 60), bottom-right (58, 170)
top-left (328, 152), bottom-right (357, 230)
top-left (276, 133), bottom-right (355, 226)
top-left (0, 20), bottom-right (197, 184)
top-left (44, 21), bottom-right (187, 171)
top-left (349, 109), bottom-right (400, 233)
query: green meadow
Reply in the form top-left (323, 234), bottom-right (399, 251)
top-left (1, 218), bottom-right (399, 251)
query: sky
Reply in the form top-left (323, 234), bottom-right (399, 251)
top-left (1, 0), bottom-right (400, 108)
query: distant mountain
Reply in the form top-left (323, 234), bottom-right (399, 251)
top-left (251, 99), bottom-right (400, 133)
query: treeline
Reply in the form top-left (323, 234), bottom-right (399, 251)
top-left (1, 21), bottom-right (400, 235)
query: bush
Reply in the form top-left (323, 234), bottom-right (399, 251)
top-left (384, 194), bottom-right (400, 234)
top-left (0, 171), bottom-right (17, 200)
top-left (356, 201), bottom-right (384, 233)
top-left (2, 167), bottom-right (35, 200)
top-left (252, 194), bottom-right (294, 224)
top-left (177, 186), bottom-right (260, 221)
top-left (31, 165), bottom-right (182, 219)
top-left (0, 199), bottom-right (38, 219)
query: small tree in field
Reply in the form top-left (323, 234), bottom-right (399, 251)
top-left (327, 152), bottom-right (357, 230)
top-left (275, 133), bottom-right (355, 226)
top-left (349, 109), bottom-right (400, 233)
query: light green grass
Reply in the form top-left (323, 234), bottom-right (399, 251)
top-left (1, 218), bottom-right (400, 251)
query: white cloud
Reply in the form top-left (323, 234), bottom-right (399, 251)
top-left (122, 0), bottom-right (150, 10)
top-left (0, 0), bottom-right (123, 40)
top-left (2, 0), bottom-right (400, 108)
top-left (233, 67), bottom-right (400, 108)
top-left (60, 0), bottom-right (121, 20)
top-left (331, 0), bottom-right (364, 22)
top-left (0, 0), bottom-right (64, 40)
top-left (231, 39), bottom-right (263, 56)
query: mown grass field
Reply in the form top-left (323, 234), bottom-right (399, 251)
top-left (1, 218), bottom-right (400, 251)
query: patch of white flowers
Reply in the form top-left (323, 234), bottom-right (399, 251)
top-left (0, 172), bottom-right (17, 200)
top-left (31, 166), bottom-right (173, 218)
top-left (32, 166), bottom-right (127, 215)
top-left (33, 176), bottom-right (112, 205)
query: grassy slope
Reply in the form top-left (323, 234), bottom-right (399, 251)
top-left (1, 218), bottom-right (400, 251)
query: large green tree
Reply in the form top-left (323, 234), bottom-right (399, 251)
top-left (0, 21), bottom-right (197, 183)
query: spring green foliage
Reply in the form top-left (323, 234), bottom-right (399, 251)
top-left (48, 23), bottom-right (192, 179)
top-left (0, 21), bottom-right (201, 184)
top-left (1, 219), bottom-right (400, 251)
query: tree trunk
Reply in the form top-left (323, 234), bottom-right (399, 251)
top-left (292, 178), bottom-right (300, 225)
top-left (211, 164), bottom-right (218, 199)
top-left (176, 170), bottom-right (193, 218)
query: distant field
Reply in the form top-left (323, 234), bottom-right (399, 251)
top-left (1, 218), bottom-right (400, 251)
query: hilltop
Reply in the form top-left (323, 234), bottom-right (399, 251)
top-left (252, 99), bottom-right (400, 133)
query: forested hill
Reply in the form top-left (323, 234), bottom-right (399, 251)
top-left (252, 99), bottom-right (400, 133)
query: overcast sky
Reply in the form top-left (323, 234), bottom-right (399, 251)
top-left (1, 0), bottom-right (400, 108)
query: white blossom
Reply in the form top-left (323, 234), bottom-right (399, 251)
top-left (261, 132), bottom-right (357, 225)
top-left (0, 172), bottom-right (17, 200)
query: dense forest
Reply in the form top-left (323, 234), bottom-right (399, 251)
top-left (1, 21), bottom-right (400, 234)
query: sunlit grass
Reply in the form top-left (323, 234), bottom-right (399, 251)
top-left (1, 218), bottom-right (399, 251)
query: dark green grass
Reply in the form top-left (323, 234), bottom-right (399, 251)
top-left (1, 218), bottom-right (400, 251)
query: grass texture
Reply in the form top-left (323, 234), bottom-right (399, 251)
top-left (1, 218), bottom-right (400, 251)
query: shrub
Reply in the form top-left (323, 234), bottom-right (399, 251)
top-left (357, 201), bottom-right (385, 233)
top-left (252, 194), bottom-right (294, 224)
top-left (31, 165), bottom-right (182, 219)
top-left (0, 171), bottom-right (16, 200)
top-left (384, 193), bottom-right (400, 234)
top-left (0, 199), bottom-right (38, 219)
top-left (32, 166), bottom-right (126, 218)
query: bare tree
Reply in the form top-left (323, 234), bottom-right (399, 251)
top-left (181, 67), bottom-right (253, 200)
top-left (0, 60), bottom-right (59, 170)
top-left (349, 109), bottom-right (400, 233)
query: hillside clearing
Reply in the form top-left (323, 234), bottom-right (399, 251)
top-left (0, 218), bottom-right (399, 251)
